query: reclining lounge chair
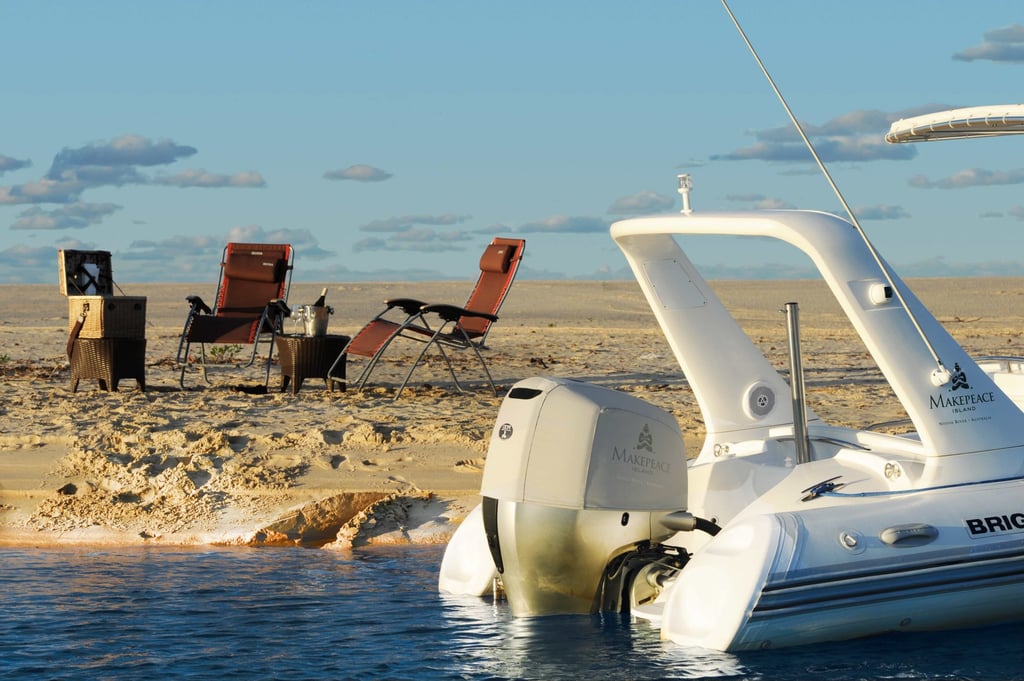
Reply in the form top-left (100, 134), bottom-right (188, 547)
top-left (328, 237), bottom-right (524, 399)
top-left (177, 242), bottom-right (293, 388)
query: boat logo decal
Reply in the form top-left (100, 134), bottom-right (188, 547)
top-left (950, 363), bottom-right (971, 391)
top-left (929, 363), bottom-right (997, 423)
top-left (610, 424), bottom-right (671, 474)
top-left (498, 423), bottom-right (513, 440)
top-left (965, 513), bottom-right (1024, 538)
top-left (637, 424), bottom-right (654, 452)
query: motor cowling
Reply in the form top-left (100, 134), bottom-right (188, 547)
top-left (480, 376), bottom-right (688, 616)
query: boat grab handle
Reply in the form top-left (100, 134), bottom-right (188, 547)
top-left (879, 523), bottom-right (939, 546)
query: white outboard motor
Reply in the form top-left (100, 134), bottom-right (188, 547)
top-left (479, 376), bottom-right (688, 616)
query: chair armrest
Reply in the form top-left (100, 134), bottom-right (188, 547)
top-left (268, 298), bottom-right (292, 318)
top-left (186, 295), bottom-right (212, 315)
top-left (421, 303), bottom-right (498, 324)
top-left (385, 298), bottom-right (427, 315)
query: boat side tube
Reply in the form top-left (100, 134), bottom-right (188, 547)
top-left (438, 503), bottom-right (498, 597)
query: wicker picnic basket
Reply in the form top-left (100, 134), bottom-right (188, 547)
top-left (59, 249), bottom-right (146, 339)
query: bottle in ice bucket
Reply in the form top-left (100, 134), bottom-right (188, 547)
top-left (298, 287), bottom-right (331, 336)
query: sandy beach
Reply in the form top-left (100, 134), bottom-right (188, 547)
top-left (2, 277), bottom-right (1023, 548)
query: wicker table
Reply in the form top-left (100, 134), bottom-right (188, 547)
top-left (275, 334), bottom-right (349, 394)
top-left (70, 338), bottom-right (147, 392)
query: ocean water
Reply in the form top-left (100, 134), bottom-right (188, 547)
top-left (1, 545), bottom-right (1022, 681)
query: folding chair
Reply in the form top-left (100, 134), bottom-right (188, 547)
top-left (176, 243), bottom-right (294, 388)
top-left (328, 237), bottom-right (524, 399)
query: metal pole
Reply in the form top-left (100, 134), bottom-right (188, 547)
top-left (721, 0), bottom-right (950, 387)
top-left (785, 302), bottom-right (812, 465)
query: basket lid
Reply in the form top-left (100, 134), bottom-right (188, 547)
top-left (59, 249), bottom-right (115, 296)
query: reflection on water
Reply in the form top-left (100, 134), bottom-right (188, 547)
top-left (439, 594), bottom-right (746, 680)
top-left (1, 545), bottom-right (1022, 680)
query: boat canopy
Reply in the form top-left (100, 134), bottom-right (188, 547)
top-left (886, 105), bottom-right (1024, 143)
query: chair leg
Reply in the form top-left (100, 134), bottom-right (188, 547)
top-left (326, 339), bottom-right (353, 388)
top-left (198, 345), bottom-right (211, 384)
top-left (391, 326), bottom-right (498, 400)
top-left (179, 341), bottom-right (213, 387)
top-left (395, 336), bottom-right (455, 400)
top-left (178, 340), bottom-right (191, 389)
top-left (465, 340), bottom-right (498, 396)
top-left (262, 332), bottom-right (276, 386)
top-left (242, 332), bottom-right (264, 369)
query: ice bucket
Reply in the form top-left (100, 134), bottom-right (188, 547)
top-left (294, 305), bottom-right (331, 336)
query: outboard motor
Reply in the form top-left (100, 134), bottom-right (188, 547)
top-left (480, 376), bottom-right (688, 616)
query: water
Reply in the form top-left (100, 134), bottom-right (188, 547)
top-left (2, 545), bottom-right (1022, 681)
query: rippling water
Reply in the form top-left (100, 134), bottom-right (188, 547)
top-left (1, 546), bottom-right (1022, 680)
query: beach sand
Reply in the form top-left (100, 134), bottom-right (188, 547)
top-left (2, 278), bottom-right (1023, 548)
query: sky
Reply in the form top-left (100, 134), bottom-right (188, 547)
top-left (3, 0), bottom-right (1024, 286)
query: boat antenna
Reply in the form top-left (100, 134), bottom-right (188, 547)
top-left (720, 0), bottom-right (951, 386)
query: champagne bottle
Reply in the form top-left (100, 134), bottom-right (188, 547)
top-left (312, 287), bottom-right (328, 307)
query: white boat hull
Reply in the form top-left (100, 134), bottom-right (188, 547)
top-left (659, 477), bottom-right (1024, 650)
top-left (438, 204), bottom-right (1024, 651)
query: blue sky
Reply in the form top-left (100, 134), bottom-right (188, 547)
top-left (2, 0), bottom-right (1024, 285)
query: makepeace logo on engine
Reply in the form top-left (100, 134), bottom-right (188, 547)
top-left (610, 424), bottom-right (671, 475)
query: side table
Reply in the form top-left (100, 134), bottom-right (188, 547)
top-left (70, 338), bottom-right (147, 392)
top-left (275, 334), bottom-right (349, 394)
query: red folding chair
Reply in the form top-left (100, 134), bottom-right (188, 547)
top-left (177, 243), bottom-right (293, 388)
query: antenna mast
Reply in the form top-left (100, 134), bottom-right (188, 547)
top-left (720, 0), bottom-right (951, 386)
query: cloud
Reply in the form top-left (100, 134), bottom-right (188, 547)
top-left (352, 237), bottom-right (388, 252)
top-left (607, 190), bottom-right (675, 215)
top-left (715, 136), bottom-right (914, 163)
top-left (10, 202), bottom-right (121, 230)
top-left (324, 164), bottom-right (393, 182)
top-left (124, 226), bottom-right (327, 260)
top-left (224, 225), bottom-right (333, 258)
top-left (353, 226), bottom-right (475, 252)
top-left (47, 134), bottom-right (197, 178)
top-left (517, 215), bottom-right (609, 233)
top-left (0, 232), bottom-right (340, 284)
top-left (711, 106), bottom-right (958, 164)
top-left (152, 169), bottom-right (266, 188)
top-left (855, 204), bottom-right (910, 220)
top-left (351, 213), bottom-right (478, 253)
top-left (115, 225), bottom-right (333, 281)
top-left (0, 134), bottom-right (258, 205)
top-left (908, 168), bottom-right (1024, 189)
top-left (1010, 205), bottom-right (1024, 220)
top-left (124, 233), bottom-right (224, 260)
top-left (359, 214), bottom-right (471, 232)
top-left (0, 177), bottom-right (90, 205)
top-left (0, 135), bottom-right (174, 204)
top-left (954, 24), bottom-right (1024, 63)
top-left (725, 194), bottom-right (796, 210)
top-left (0, 154), bottom-right (30, 175)
top-left (0, 243), bottom-right (63, 268)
